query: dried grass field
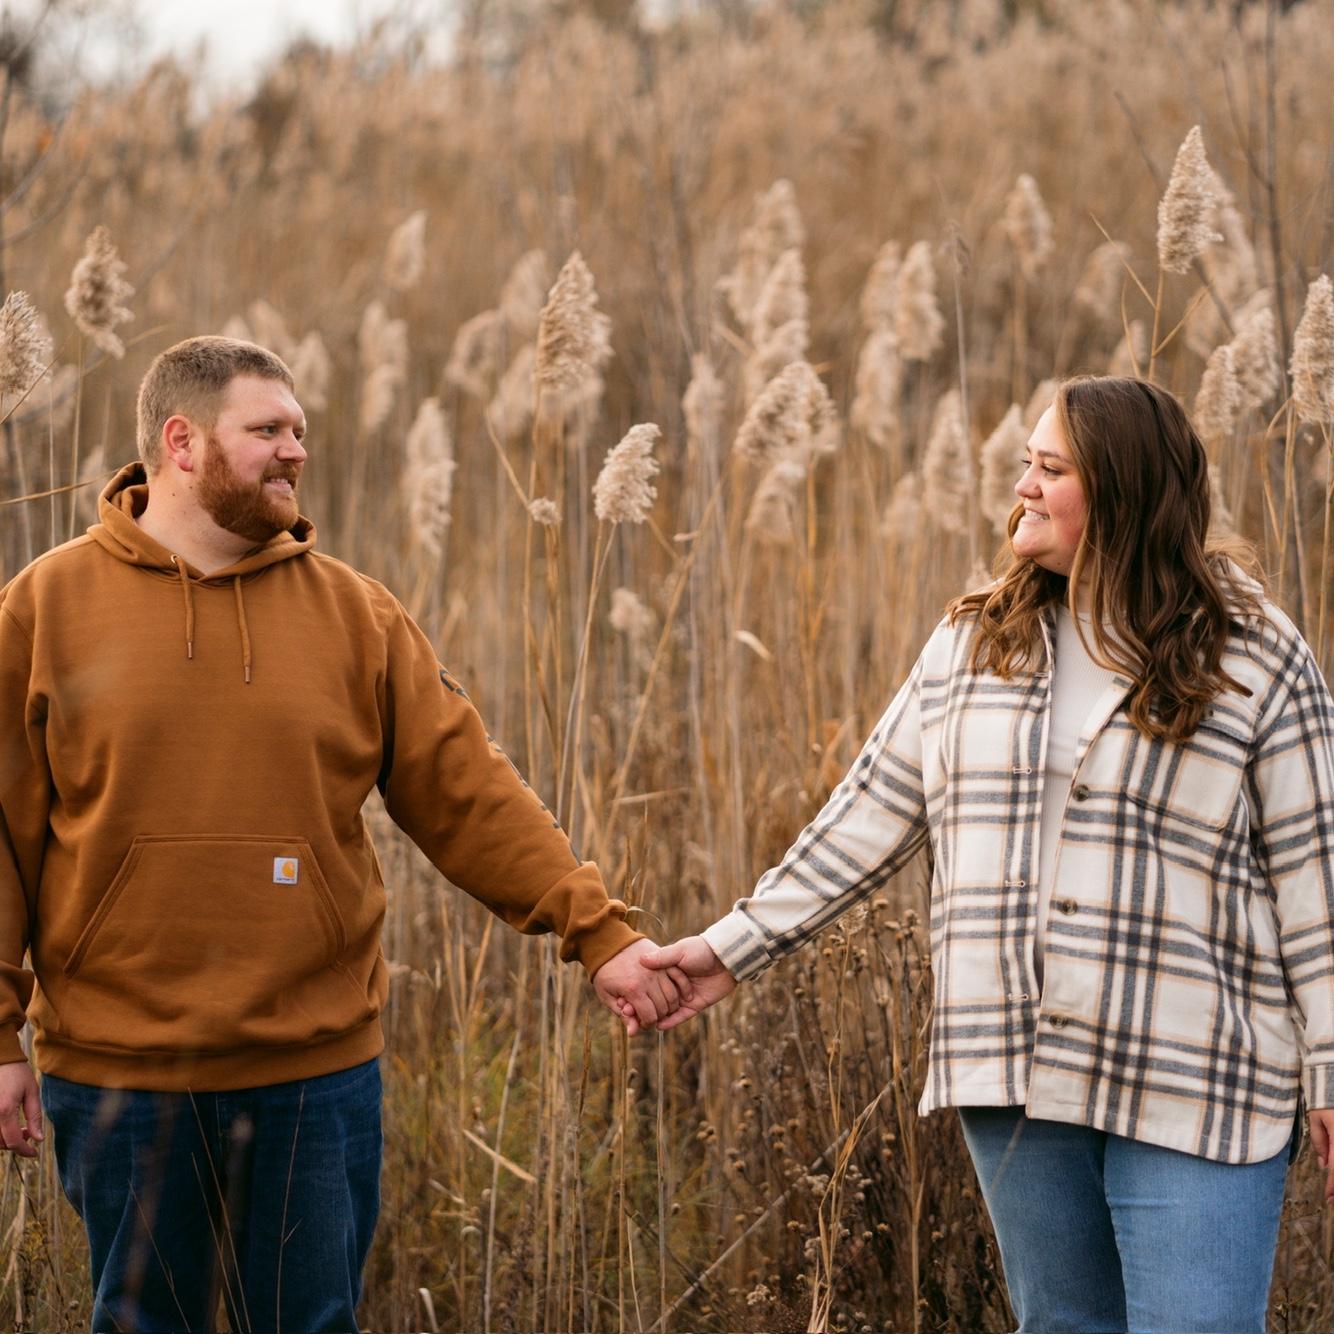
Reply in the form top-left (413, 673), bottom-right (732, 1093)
top-left (2, 0), bottom-right (1334, 1328)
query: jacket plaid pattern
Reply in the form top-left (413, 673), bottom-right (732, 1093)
top-left (702, 601), bottom-right (1334, 1163)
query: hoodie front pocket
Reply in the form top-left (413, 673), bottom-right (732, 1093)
top-left (62, 835), bottom-right (359, 1053)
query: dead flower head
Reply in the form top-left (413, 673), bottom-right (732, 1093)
top-left (65, 225), bottom-right (134, 358)
top-left (1156, 126), bottom-right (1222, 275)
top-left (0, 291), bottom-right (53, 397)
top-left (535, 251), bottom-right (612, 393)
top-left (593, 423), bottom-right (661, 524)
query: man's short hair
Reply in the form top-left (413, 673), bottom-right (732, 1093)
top-left (137, 337), bottom-right (294, 473)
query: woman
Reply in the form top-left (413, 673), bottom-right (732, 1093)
top-left (637, 376), bottom-right (1334, 1333)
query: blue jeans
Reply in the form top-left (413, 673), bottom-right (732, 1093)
top-left (958, 1107), bottom-right (1290, 1334)
top-left (42, 1058), bottom-right (382, 1334)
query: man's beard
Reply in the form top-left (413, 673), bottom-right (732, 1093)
top-left (197, 435), bottom-right (299, 545)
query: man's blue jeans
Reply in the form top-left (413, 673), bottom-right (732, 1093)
top-left (41, 1058), bottom-right (382, 1334)
top-left (958, 1106), bottom-right (1291, 1334)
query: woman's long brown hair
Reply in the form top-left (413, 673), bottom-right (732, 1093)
top-left (947, 376), bottom-right (1266, 743)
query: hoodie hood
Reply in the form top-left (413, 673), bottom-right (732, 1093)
top-left (87, 462), bottom-right (317, 683)
top-left (89, 462), bottom-right (316, 579)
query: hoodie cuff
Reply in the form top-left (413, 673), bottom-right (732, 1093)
top-left (0, 1025), bottom-right (26, 1068)
top-left (572, 918), bottom-right (645, 979)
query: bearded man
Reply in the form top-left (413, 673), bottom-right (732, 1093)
top-left (0, 336), bottom-right (682, 1332)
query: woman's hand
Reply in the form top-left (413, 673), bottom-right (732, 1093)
top-left (1309, 1108), bottom-right (1334, 1203)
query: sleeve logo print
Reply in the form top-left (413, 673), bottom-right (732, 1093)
top-left (273, 857), bottom-right (300, 885)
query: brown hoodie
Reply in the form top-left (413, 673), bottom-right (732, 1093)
top-left (0, 465), bottom-right (640, 1090)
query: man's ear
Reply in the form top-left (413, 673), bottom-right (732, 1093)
top-left (161, 415), bottom-right (201, 473)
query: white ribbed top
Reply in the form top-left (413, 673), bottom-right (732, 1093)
top-left (1035, 607), bottom-right (1121, 984)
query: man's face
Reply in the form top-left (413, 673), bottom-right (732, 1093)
top-left (194, 375), bottom-right (308, 545)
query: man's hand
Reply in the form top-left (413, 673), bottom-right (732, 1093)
top-left (592, 939), bottom-right (693, 1037)
top-left (0, 1061), bottom-right (42, 1159)
top-left (1310, 1108), bottom-right (1334, 1203)
top-left (633, 935), bottom-right (737, 1032)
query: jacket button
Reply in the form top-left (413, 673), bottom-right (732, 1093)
top-left (1048, 1014), bottom-right (1068, 1029)
top-left (1072, 784), bottom-right (1090, 801)
top-left (1058, 899), bottom-right (1078, 915)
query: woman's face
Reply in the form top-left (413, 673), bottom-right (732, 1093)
top-left (1012, 406), bottom-right (1088, 577)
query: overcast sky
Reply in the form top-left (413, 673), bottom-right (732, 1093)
top-left (139, 0), bottom-right (402, 73)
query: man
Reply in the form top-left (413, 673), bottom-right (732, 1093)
top-left (0, 336), bottom-right (682, 1331)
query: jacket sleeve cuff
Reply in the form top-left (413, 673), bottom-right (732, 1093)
top-left (1303, 1063), bottom-right (1334, 1109)
top-left (0, 1025), bottom-right (25, 1067)
top-left (702, 913), bottom-right (774, 983)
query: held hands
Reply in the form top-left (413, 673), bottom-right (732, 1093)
top-left (623, 935), bottom-right (737, 1033)
top-left (0, 1061), bottom-right (43, 1159)
top-left (592, 938), bottom-right (696, 1037)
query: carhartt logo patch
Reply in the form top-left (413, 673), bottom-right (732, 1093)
top-left (273, 857), bottom-right (299, 885)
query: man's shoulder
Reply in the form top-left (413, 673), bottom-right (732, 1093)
top-left (301, 552), bottom-right (403, 617)
top-left (1, 536), bottom-right (101, 610)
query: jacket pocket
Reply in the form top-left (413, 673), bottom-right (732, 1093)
top-left (61, 835), bottom-right (361, 1053)
top-left (1122, 720), bottom-right (1247, 831)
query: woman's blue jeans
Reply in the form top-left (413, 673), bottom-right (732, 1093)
top-left (958, 1107), bottom-right (1290, 1334)
top-left (41, 1058), bottom-right (382, 1334)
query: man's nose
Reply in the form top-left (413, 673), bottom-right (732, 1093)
top-left (279, 433), bottom-right (307, 461)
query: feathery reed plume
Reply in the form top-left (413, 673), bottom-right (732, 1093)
top-left (1023, 378), bottom-right (1057, 427)
top-left (445, 310), bottom-right (503, 399)
top-left (720, 178), bottom-right (805, 333)
top-left (751, 248), bottom-right (808, 346)
top-left (289, 332), bottom-right (331, 412)
top-left (593, 423), bottom-right (660, 524)
top-left (745, 453), bottom-right (807, 547)
top-left (1003, 174), bottom-right (1054, 281)
top-left (735, 361), bottom-right (837, 465)
top-left (404, 399), bottom-right (453, 549)
top-left (360, 363), bottom-right (402, 435)
top-left (1291, 274), bottom-right (1334, 427)
top-left (0, 291), bottom-right (53, 397)
top-left (535, 250), bottom-right (612, 393)
top-left (1156, 126), bottom-right (1222, 274)
top-left (499, 250), bottom-right (549, 343)
top-left (743, 317), bottom-right (810, 404)
top-left (528, 497), bottom-right (561, 526)
top-left (404, 397), bottom-right (455, 555)
top-left (219, 314), bottom-right (252, 342)
top-left (247, 300), bottom-right (295, 359)
top-left (1073, 241), bottom-right (1130, 321)
top-left (487, 343), bottom-right (536, 443)
top-left (895, 240), bottom-right (944, 362)
top-left (359, 300), bottom-right (409, 374)
top-left (385, 210), bottom-right (427, 291)
top-left (609, 587), bottom-right (657, 652)
top-left (1229, 293), bottom-right (1280, 411)
top-left (978, 404), bottom-right (1027, 536)
top-left (683, 353), bottom-right (725, 461)
top-left (879, 472), bottom-right (922, 546)
top-left (1194, 342), bottom-right (1243, 448)
top-left (850, 328), bottom-right (903, 454)
top-left (1108, 320), bottom-right (1147, 377)
top-left (64, 225), bottom-right (134, 357)
top-left (921, 389), bottom-right (970, 534)
top-left (860, 241), bottom-right (902, 333)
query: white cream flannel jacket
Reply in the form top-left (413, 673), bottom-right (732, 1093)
top-left (703, 600), bottom-right (1334, 1163)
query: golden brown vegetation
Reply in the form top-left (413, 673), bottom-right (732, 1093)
top-left (2, 0), bottom-right (1334, 1328)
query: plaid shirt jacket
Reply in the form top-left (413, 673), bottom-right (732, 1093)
top-left (702, 601), bottom-right (1334, 1163)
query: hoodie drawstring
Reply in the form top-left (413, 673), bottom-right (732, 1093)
top-left (171, 556), bottom-right (254, 684)
top-left (171, 555), bottom-right (195, 661)
top-left (233, 576), bottom-right (253, 685)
